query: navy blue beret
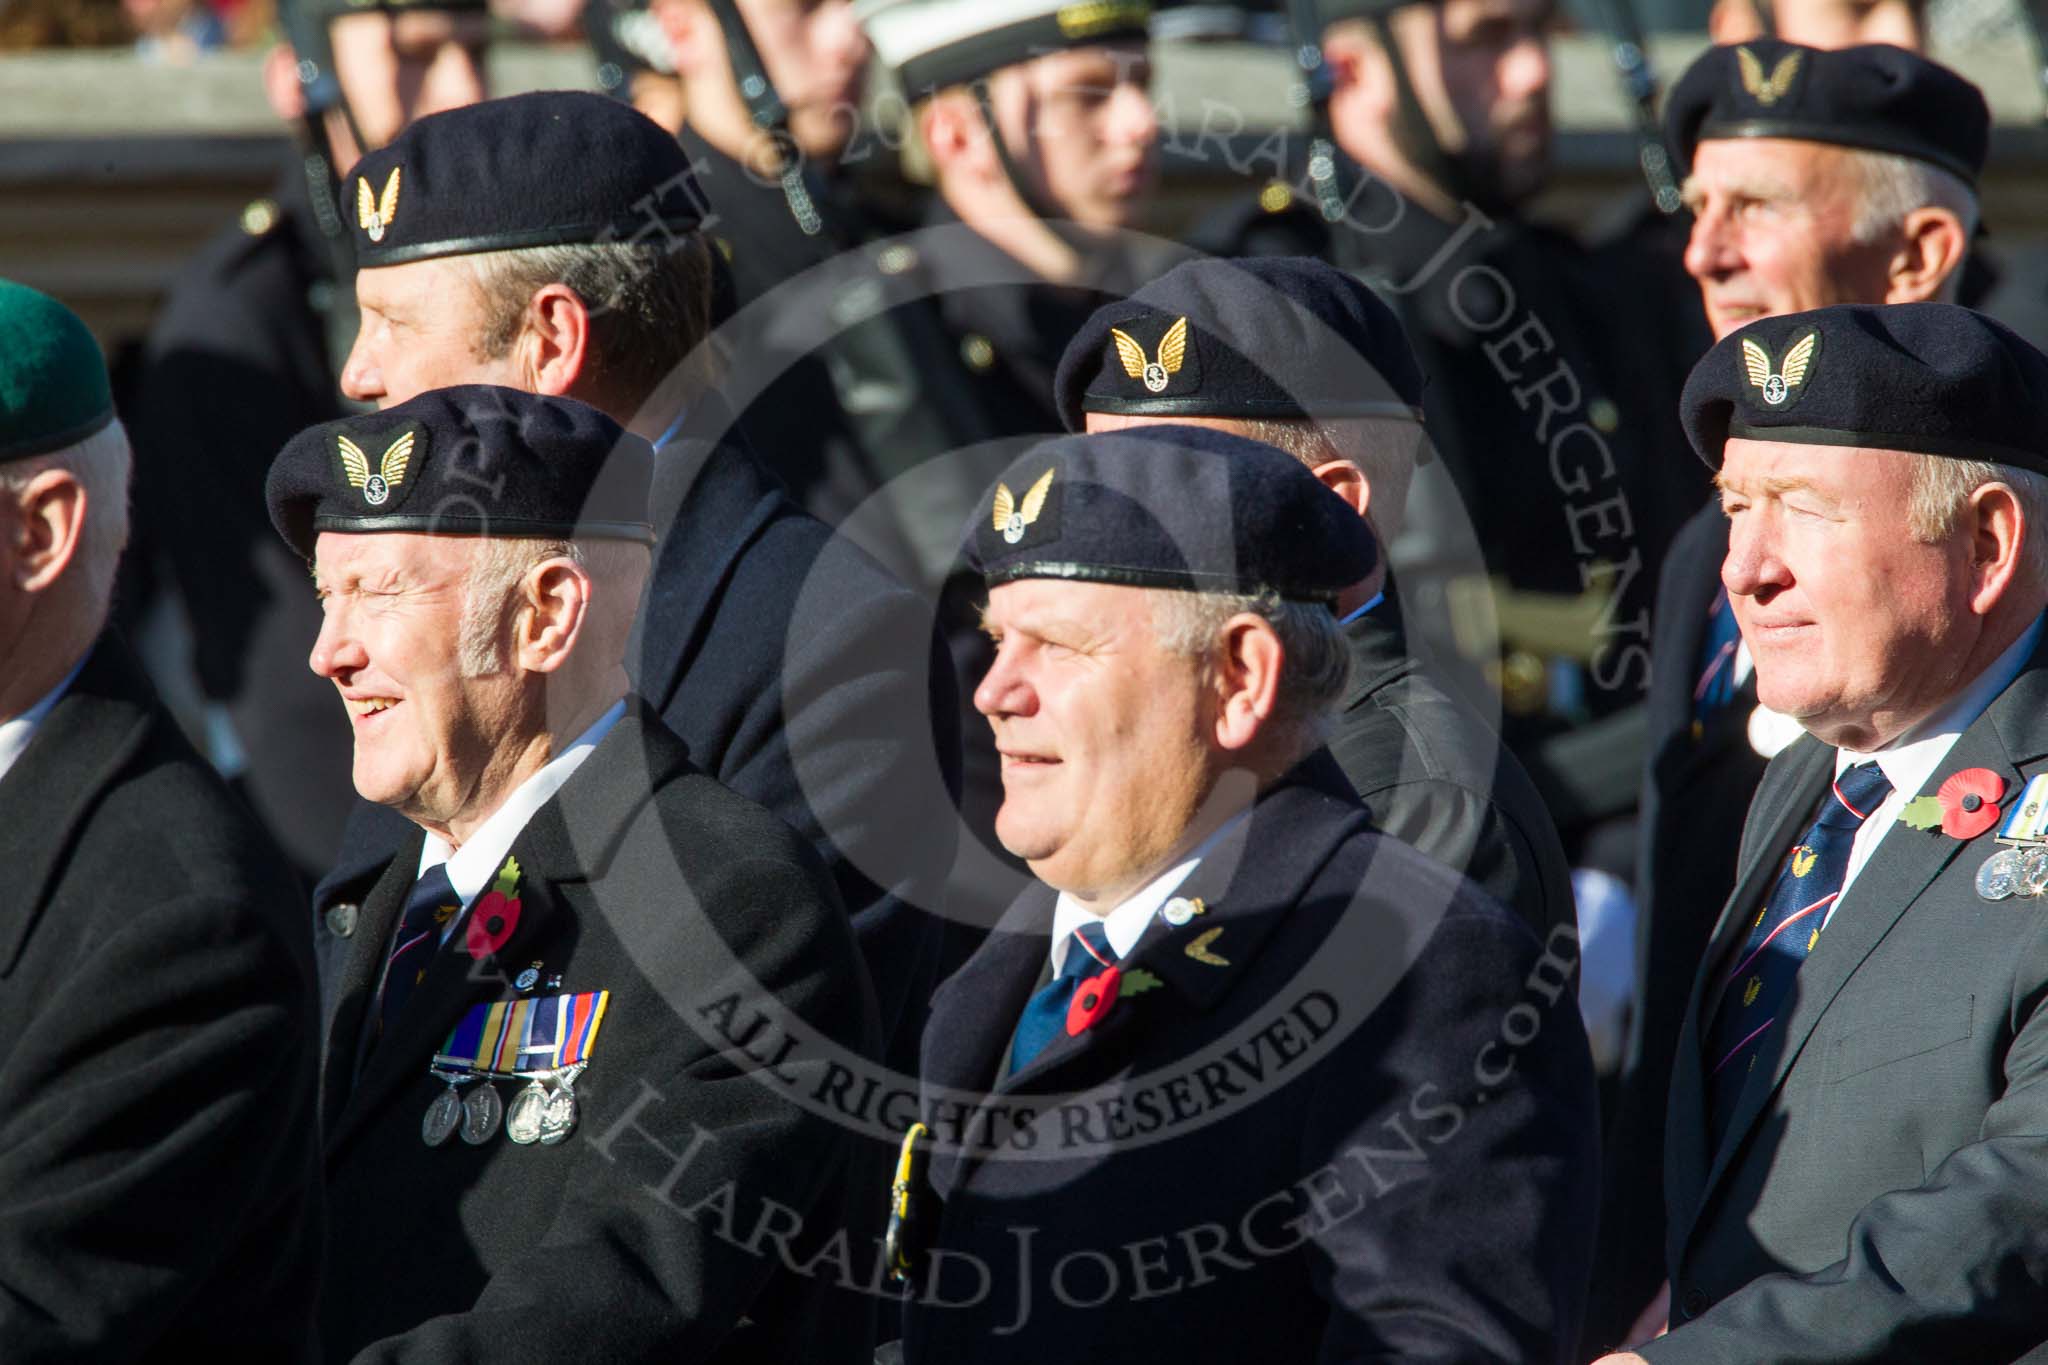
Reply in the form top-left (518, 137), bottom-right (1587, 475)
top-left (344, 92), bottom-right (705, 268)
top-left (1664, 40), bottom-right (1988, 186)
top-left (965, 426), bottom-right (1377, 602)
top-left (266, 386), bottom-right (655, 558)
top-left (1680, 303), bottom-right (2048, 472)
top-left (1054, 256), bottom-right (1425, 432)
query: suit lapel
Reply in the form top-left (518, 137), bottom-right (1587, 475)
top-left (1678, 635), bottom-right (2048, 1243)
top-left (324, 704), bottom-right (683, 1159)
top-left (925, 756), bottom-right (1363, 1196)
top-left (1667, 736), bottom-right (1829, 1244)
top-left (320, 845), bottom-right (419, 1128)
top-left (0, 639), bottom-right (153, 977)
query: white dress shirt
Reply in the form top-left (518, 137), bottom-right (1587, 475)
top-left (0, 653), bottom-right (88, 785)
top-left (415, 699), bottom-right (625, 941)
top-left (1047, 808), bottom-right (1252, 974)
top-left (1830, 615), bottom-right (2044, 926)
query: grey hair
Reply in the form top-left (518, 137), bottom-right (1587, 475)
top-left (1149, 587), bottom-right (1352, 753)
top-left (1846, 149), bottom-right (1979, 299)
top-left (1227, 415), bottom-right (1423, 541)
top-left (456, 536), bottom-right (651, 676)
top-left (1907, 458), bottom-right (2048, 589)
top-left (0, 417), bottom-right (132, 622)
top-left (464, 236), bottom-right (718, 409)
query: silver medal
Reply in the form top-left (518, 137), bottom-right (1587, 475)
top-left (2018, 847), bottom-right (2048, 897)
top-left (505, 1081), bottom-right (548, 1145)
top-left (461, 1080), bottom-right (503, 1144)
top-left (421, 1084), bottom-right (463, 1147)
top-left (1977, 848), bottom-right (2018, 902)
top-left (538, 1085), bottom-right (578, 1145)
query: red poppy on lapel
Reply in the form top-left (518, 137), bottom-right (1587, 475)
top-left (1066, 966), bottom-right (1122, 1037)
top-left (1936, 768), bottom-right (2005, 840)
top-left (467, 855), bottom-right (524, 960)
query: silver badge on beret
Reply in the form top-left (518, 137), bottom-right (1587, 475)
top-left (460, 1081), bottom-right (503, 1145)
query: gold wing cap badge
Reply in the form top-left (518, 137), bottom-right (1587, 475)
top-left (1735, 46), bottom-right (1802, 107)
top-left (337, 425), bottom-right (424, 507)
top-left (992, 467), bottom-right (1056, 544)
top-left (357, 166), bottom-right (402, 243)
top-left (1739, 327), bottom-right (1822, 409)
top-left (1108, 316), bottom-right (1192, 394)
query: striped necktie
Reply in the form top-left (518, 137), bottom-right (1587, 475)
top-left (1706, 760), bottom-right (1891, 1144)
top-left (371, 862), bottom-right (459, 1053)
top-left (1008, 920), bottom-right (1116, 1076)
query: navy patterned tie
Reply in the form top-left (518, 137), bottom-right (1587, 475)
top-left (1692, 587), bottom-right (1743, 736)
top-left (372, 862), bottom-right (459, 1051)
top-left (1706, 760), bottom-right (1891, 1144)
top-left (1008, 920), bottom-right (1116, 1076)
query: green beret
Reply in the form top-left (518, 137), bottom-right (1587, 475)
top-left (0, 281), bottom-right (115, 463)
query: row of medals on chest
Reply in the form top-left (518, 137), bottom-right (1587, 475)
top-left (421, 962), bottom-right (584, 1148)
top-left (1975, 774), bottom-right (2048, 902)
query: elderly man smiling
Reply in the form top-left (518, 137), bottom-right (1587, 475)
top-left (1592, 304), bottom-right (2048, 1363)
top-left (265, 386), bottom-right (882, 1362)
top-left (895, 427), bottom-right (1599, 1364)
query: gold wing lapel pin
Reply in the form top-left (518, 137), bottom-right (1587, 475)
top-left (357, 167), bottom-right (402, 243)
top-left (1736, 46), bottom-right (1801, 106)
top-left (1109, 317), bottom-right (1192, 394)
top-left (1740, 329), bottom-right (1820, 408)
top-left (992, 467), bottom-right (1056, 544)
top-left (1184, 926), bottom-right (1230, 967)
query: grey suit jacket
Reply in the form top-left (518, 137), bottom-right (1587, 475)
top-left (1644, 633), bottom-right (2048, 1363)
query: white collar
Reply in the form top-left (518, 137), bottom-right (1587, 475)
top-left (1837, 613), bottom-right (2043, 793)
top-left (415, 700), bottom-right (625, 932)
top-left (0, 651), bottom-right (89, 786)
top-left (1048, 807), bottom-right (1252, 973)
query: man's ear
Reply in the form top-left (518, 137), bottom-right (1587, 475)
top-left (7, 469), bottom-right (90, 597)
top-left (516, 284), bottom-right (593, 398)
top-left (514, 558), bottom-right (592, 673)
top-left (1213, 613), bottom-right (1285, 753)
top-left (1311, 458), bottom-right (1370, 520)
top-left (1967, 481), bottom-right (2028, 617)
top-left (920, 90), bottom-right (992, 181)
top-left (1885, 207), bottom-right (1969, 305)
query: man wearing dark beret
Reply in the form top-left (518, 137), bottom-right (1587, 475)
top-left (1594, 45), bottom-right (1994, 1348)
top-left (1053, 255), bottom-right (1575, 952)
top-left (1191, 0), bottom-right (1705, 885)
top-left (314, 90), bottom-right (961, 1076)
top-left (1593, 302), bottom-right (2048, 1363)
top-left (892, 426), bottom-right (1599, 1362)
top-left (129, 0), bottom-right (491, 888)
top-left (267, 385), bottom-right (884, 1361)
top-left (0, 282), bottom-right (323, 1360)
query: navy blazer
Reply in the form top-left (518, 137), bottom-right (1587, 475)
top-left (313, 433), bottom-right (961, 1064)
top-left (317, 702), bottom-right (884, 1361)
top-left (901, 753), bottom-right (1600, 1363)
